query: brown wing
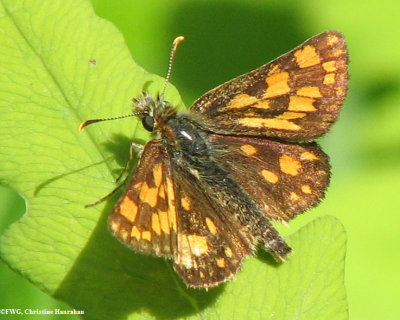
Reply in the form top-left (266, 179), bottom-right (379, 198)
top-left (172, 167), bottom-right (253, 288)
top-left (208, 134), bottom-right (330, 221)
top-left (108, 140), bottom-right (178, 258)
top-left (191, 31), bottom-right (348, 140)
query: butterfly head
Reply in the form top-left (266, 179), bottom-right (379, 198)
top-left (133, 36), bottom-right (185, 134)
top-left (133, 91), bottom-right (176, 133)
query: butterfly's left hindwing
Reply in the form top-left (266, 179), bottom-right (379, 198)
top-left (172, 168), bottom-right (253, 288)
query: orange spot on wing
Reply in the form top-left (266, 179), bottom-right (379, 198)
top-left (261, 169), bottom-right (279, 183)
top-left (158, 210), bottom-right (170, 234)
top-left (206, 217), bottom-right (218, 235)
top-left (301, 151), bottom-right (319, 160)
top-left (158, 183), bottom-right (165, 199)
top-left (279, 155), bottom-right (301, 176)
top-left (142, 230), bottom-right (152, 241)
top-left (139, 182), bottom-right (149, 201)
top-left (296, 86), bottom-right (322, 98)
top-left (131, 226), bottom-right (141, 240)
top-left (253, 100), bottom-right (270, 110)
top-left (269, 64), bottom-right (281, 74)
top-left (177, 234), bottom-right (209, 268)
top-left (324, 73), bottom-right (335, 84)
top-left (152, 213), bottom-right (161, 235)
top-left (290, 192), bottom-right (300, 201)
top-left (294, 45), bottom-right (321, 68)
top-left (187, 235), bottom-right (209, 256)
top-left (323, 61), bottom-right (337, 72)
top-left (109, 220), bottom-right (120, 233)
top-left (152, 163), bottom-right (163, 186)
top-left (301, 184), bottom-right (312, 194)
top-left (181, 196), bottom-right (192, 211)
top-left (166, 178), bottom-right (177, 231)
top-left (240, 144), bottom-right (257, 155)
top-left (276, 112), bottom-right (306, 120)
top-left (119, 197), bottom-right (138, 222)
top-left (216, 258), bottom-right (226, 268)
top-left (139, 182), bottom-right (158, 207)
top-left (288, 96), bottom-right (316, 112)
top-left (327, 34), bottom-right (340, 46)
top-left (225, 93), bottom-right (258, 109)
top-left (238, 117), bottom-right (300, 131)
top-left (224, 247), bottom-right (233, 257)
top-left (133, 182), bottom-right (143, 190)
top-left (265, 72), bottom-right (290, 98)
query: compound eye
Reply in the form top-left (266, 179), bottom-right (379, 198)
top-left (142, 115), bottom-right (155, 132)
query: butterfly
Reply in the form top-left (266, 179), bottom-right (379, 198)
top-left (80, 31), bottom-right (348, 288)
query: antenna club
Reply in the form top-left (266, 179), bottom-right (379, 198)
top-left (161, 36), bottom-right (185, 99)
top-left (79, 113), bottom-right (141, 131)
top-left (79, 121), bottom-right (89, 131)
top-left (173, 36), bottom-right (185, 46)
top-left (79, 119), bottom-right (101, 131)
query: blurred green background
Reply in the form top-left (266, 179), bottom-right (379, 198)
top-left (1, 0), bottom-right (399, 319)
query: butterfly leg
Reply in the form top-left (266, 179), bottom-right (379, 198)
top-left (84, 181), bottom-right (126, 208)
top-left (115, 141), bottom-right (144, 182)
top-left (84, 142), bottom-right (144, 208)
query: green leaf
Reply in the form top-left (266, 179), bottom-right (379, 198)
top-left (199, 216), bottom-right (348, 320)
top-left (0, 1), bottom-right (347, 319)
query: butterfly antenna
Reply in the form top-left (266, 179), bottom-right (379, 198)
top-left (79, 112), bottom-right (143, 131)
top-left (79, 36), bottom-right (184, 132)
top-left (160, 36), bottom-right (185, 100)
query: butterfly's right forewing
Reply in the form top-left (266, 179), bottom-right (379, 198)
top-left (192, 31), bottom-right (348, 140)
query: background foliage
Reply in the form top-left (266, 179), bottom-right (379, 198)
top-left (0, 0), bottom-right (399, 319)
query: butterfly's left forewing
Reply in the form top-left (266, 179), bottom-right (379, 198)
top-left (108, 140), bottom-right (253, 288)
top-left (108, 140), bottom-right (178, 258)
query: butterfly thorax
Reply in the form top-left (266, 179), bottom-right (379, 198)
top-left (162, 115), bottom-right (209, 160)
